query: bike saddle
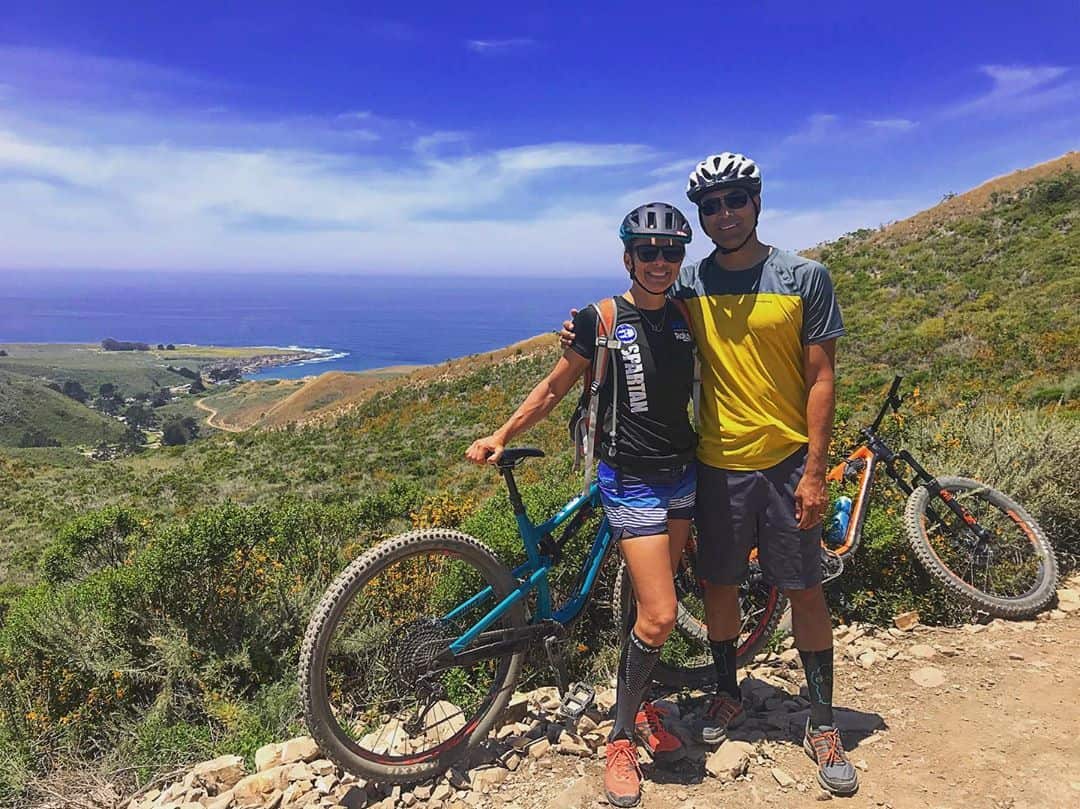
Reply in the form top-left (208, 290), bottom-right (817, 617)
top-left (496, 447), bottom-right (546, 468)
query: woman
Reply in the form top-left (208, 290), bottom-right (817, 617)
top-left (466, 202), bottom-right (697, 808)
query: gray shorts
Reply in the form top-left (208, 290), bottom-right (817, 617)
top-left (695, 446), bottom-right (822, 591)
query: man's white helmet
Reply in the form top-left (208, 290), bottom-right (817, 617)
top-left (686, 152), bottom-right (762, 203)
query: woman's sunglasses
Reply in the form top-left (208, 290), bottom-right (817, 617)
top-left (633, 244), bottom-right (686, 263)
top-left (700, 190), bottom-right (751, 216)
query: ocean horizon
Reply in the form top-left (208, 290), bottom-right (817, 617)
top-left (0, 270), bottom-right (621, 379)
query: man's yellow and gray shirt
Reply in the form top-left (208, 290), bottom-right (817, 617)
top-left (673, 248), bottom-right (845, 471)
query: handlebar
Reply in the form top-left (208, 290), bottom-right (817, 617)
top-left (867, 375), bottom-right (904, 434)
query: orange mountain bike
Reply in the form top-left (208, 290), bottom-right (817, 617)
top-left (620, 375), bottom-right (1058, 689)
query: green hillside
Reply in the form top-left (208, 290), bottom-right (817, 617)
top-left (0, 157), bottom-right (1077, 804)
top-left (0, 370), bottom-right (125, 448)
top-left (818, 155), bottom-right (1079, 409)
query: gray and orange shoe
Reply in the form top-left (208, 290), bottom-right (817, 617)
top-left (634, 701), bottom-right (686, 764)
top-left (693, 692), bottom-right (746, 744)
top-left (604, 738), bottom-right (643, 807)
top-left (803, 719), bottom-right (859, 795)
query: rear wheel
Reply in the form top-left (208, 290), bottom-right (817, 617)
top-left (903, 476), bottom-right (1058, 619)
top-left (299, 529), bottom-right (525, 783)
top-left (613, 537), bottom-right (787, 690)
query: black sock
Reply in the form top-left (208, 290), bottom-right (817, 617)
top-left (799, 647), bottom-right (834, 728)
top-left (609, 630), bottom-right (661, 742)
top-left (708, 637), bottom-right (740, 700)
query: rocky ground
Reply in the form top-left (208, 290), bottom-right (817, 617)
top-left (115, 579), bottom-right (1079, 809)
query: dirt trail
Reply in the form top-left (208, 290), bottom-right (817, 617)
top-left (194, 398), bottom-right (244, 433)
top-left (494, 601), bottom-right (1080, 809)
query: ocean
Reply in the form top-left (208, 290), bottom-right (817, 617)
top-left (0, 270), bottom-right (620, 379)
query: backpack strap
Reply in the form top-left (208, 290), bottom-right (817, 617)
top-left (670, 298), bottom-right (701, 427)
top-left (582, 297), bottom-right (619, 491)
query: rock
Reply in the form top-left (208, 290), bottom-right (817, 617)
top-left (858, 651), bottom-right (878, 669)
top-left (527, 738), bottom-right (552, 758)
top-left (233, 765), bottom-right (291, 803)
top-left (705, 740), bottom-right (754, 781)
top-left (432, 782), bottom-right (454, 802)
top-left (190, 755), bottom-right (247, 789)
top-left (910, 666), bottom-right (946, 688)
top-left (1008, 652), bottom-right (1025, 661)
top-left (203, 791), bottom-right (235, 809)
top-left (908, 644), bottom-right (937, 659)
top-left (424, 702), bottom-right (468, 744)
top-left (502, 693), bottom-right (531, 726)
top-left (594, 688), bottom-right (617, 713)
top-left (893, 610), bottom-right (920, 631)
top-left (335, 785), bottom-right (368, 809)
top-left (280, 736), bottom-right (320, 765)
top-left (548, 775), bottom-right (595, 808)
top-left (255, 743), bottom-right (281, 772)
top-left (771, 767), bottom-right (796, 787)
top-left (854, 758), bottom-right (869, 771)
top-left (778, 648), bottom-right (799, 665)
top-left (470, 765), bottom-right (509, 792)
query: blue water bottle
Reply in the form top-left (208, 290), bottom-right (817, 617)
top-left (826, 496), bottom-right (853, 544)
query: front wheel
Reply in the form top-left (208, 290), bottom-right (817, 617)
top-left (299, 529), bottom-right (526, 784)
top-left (903, 476), bottom-right (1058, 619)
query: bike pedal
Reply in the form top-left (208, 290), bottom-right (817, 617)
top-left (556, 682), bottom-right (595, 721)
top-left (821, 547), bottom-right (844, 585)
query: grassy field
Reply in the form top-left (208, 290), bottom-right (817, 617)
top-left (0, 343), bottom-right (313, 398)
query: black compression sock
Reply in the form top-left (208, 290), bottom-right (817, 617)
top-left (799, 647), bottom-right (835, 728)
top-left (609, 630), bottom-right (662, 741)
top-left (708, 637), bottom-right (740, 700)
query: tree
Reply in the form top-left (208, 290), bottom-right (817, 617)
top-left (99, 382), bottom-right (117, 397)
top-left (189, 374), bottom-right (206, 393)
top-left (61, 380), bottom-right (89, 403)
top-left (151, 388), bottom-right (173, 407)
top-left (161, 415), bottom-right (199, 446)
top-left (166, 344), bottom-right (176, 350)
top-left (123, 403), bottom-right (156, 429)
top-left (121, 423), bottom-right (145, 454)
top-left (157, 344), bottom-right (165, 350)
top-left (0, 349), bottom-right (7, 357)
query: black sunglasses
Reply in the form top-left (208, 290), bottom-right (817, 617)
top-left (700, 190), bottom-right (751, 216)
top-left (633, 244), bottom-right (685, 263)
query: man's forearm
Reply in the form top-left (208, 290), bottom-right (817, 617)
top-left (804, 376), bottom-right (835, 476)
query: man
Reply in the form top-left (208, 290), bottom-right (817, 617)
top-left (677, 152), bottom-right (856, 795)
top-left (562, 153), bottom-right (857, 796)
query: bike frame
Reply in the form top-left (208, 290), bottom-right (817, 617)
top-left (826, 375), bottom-right (985, 557)
top-left (444, 466), bottom-right (614, 656)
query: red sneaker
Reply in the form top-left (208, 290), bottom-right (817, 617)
top-left (604, 739), bottom-right (642, 808)
top-left (634, 702), bottom-right (686, 764)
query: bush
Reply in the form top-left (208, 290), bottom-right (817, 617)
top-left (0, 484), bottom-right (425, 796)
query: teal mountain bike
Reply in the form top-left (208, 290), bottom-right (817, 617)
top-left (299, 449), bottom-right (783, 783)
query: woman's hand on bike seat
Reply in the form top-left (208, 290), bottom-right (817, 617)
top-left (466, 435), bottom-right (506, 465)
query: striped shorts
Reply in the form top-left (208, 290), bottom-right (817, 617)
top-left (597, 461), bottom-right (696, 540)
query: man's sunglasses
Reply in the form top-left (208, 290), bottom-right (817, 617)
top-left (700, 190), bottom-right (751, 216)
top-left (632, 244), bottom-right (686, 263)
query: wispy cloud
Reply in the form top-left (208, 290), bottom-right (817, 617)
top-left (496, 142), bottom-right (654, 172)
top-left (414, 130), bottom-right (472, 158)
top-left (466, 38), bottom-right (536, 53)
top-left (865, 118), bottom-right (918, 131)
top-left (945, 64), bottom-right (1078, 118)
top-left (781, 113), bottom-right (839, 146)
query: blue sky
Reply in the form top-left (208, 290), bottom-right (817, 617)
top-left (1, 1), bottom-right (1078, 274)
